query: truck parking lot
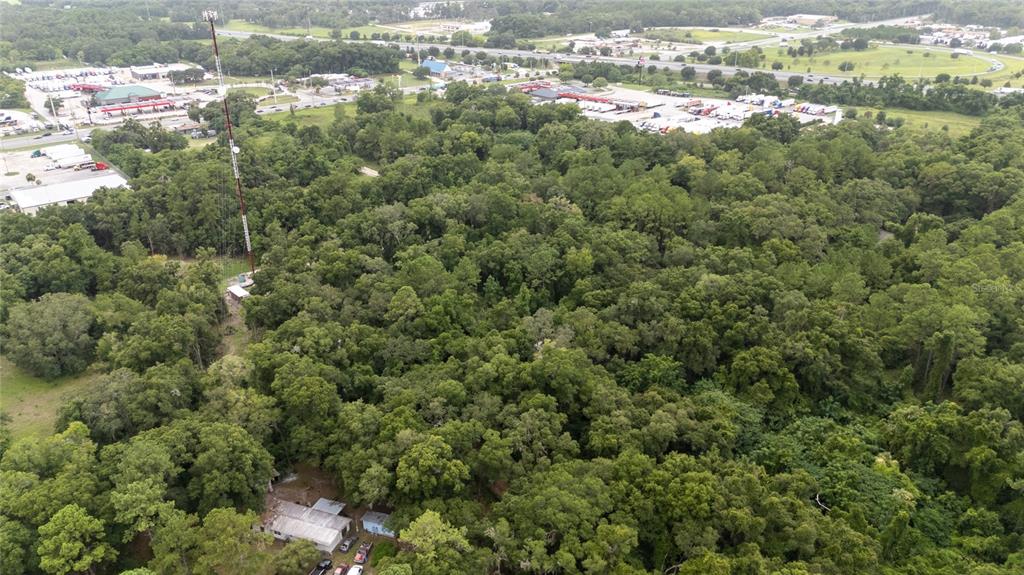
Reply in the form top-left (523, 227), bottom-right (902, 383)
top-left (540, 84), bottom-right (840, 134)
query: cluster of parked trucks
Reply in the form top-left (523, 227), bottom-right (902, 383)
top-left (793, 102), bottom-right (839, 116)
top-left (32, 145), bottom-right (109, 172)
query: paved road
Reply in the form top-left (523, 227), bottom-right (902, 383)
top-left (2, 130), bottom-right (90, 151)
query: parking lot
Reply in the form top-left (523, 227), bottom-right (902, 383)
top-left (0, 143), bottom-right (115, 199)
top-left (549, 85), bottom-right (839, 134)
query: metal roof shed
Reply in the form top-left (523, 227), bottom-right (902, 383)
top-left (265, 501), bottom-right (352, 552)
top-left (312, 498), bottom-right (346, 515)
top-left (226, 284), bottom-right (250, 300)
top-left (361, 511), bottom-right (395, 537)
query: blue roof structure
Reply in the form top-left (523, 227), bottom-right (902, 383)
top-left (361, 511), bottom-right (395, 537)
top-left (421, 60), bottom-right (449, 74)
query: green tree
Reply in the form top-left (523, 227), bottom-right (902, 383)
top-left (5, 293), bottom-right (97, 378)
top-left (398, 510), bottom-right (472, 575)
top-left (36, 504), bottom-right (116, 575)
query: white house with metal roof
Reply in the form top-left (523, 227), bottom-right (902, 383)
top-left (263, 499), bottom-right (353, 552)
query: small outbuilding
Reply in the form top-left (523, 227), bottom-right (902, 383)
top-left (361, 511), bottom-right (395, 538)
top-left (226, 284), bottom-right (251, 302)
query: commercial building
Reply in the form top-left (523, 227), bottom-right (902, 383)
top-left (130, 63), bottom-right (196, 81)
top-left (361, 511), bottom-right (395, 537)
top-left (420, 59), bottom-right (451, 78)
top-left (9, 174), bottom-right (128, 215)
top-left (262, 499), bottom-right (353, 552)
top-left (786, 14), bottom-right (838, 27)
top-left (94, 85), bottom-right (162, 106)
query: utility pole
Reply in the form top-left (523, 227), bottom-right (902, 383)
top-left (203, 9), bottom-right (256, 276)
top-left (270, 69), bottom-right (278, 104)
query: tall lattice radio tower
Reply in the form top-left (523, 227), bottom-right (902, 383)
top-left (202, 10), bottom-right (256, 276)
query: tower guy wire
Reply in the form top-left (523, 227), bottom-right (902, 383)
top-left (203, 9), bottom-right (256, 276)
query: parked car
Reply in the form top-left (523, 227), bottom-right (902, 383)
top-left (353, 541), bottom-right (373, 565)
top-left (308, 559), bottom-right (332, 575)
top-left (338, 536), bottom-right (357, 552)
top-left (345, 567), bottom-right (363, 575)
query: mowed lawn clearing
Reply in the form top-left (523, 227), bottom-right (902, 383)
top-left (229, 86), bottom-right (271, 98)
top-left (856, 107), bottom-right (982, 137)
top-left (642, 28), bottom-right (772, 44)
top-left (0, 356), bottom-right (99, 439)
top-left (222, 20), bottom-right (334, 38)
top-left (764, 45), bottom-right (999, 79)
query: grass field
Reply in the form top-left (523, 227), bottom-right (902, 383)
top-left (0, 356), bottom-right (98, 440)
top-left (222, 19), bottom-right (408, 41)
top-left (264, 104), bottom-right (350, 126)
top-left (229, 86), bottom-right (271, 97)
top-left (763, 45), bottom-right (1000, 79)
top-left (642, 28), bottom-right (772, 44)
top-left (856, 107), bottom-right (982, 137)
top-left (217, 256), bottom-right (250, 285)
top-left (261, 94), bottom-right (299, 105)
top-left (223, 20), bottom-right (334, 38)
top-left (264, 94), bottom-right (430, 126)
top-left (525, 35), bottom-right (573, 52)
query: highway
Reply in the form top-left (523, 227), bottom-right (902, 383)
top-left (216, 28), bottom-right (850, 86)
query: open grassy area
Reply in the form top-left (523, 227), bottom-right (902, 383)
top-left (260, 93), bottom-right (299, 105)
top-left (264, 104), bottom-right (350, 126)
top-left (223, 20), bottom-right (334, 38)
top-left (229, 86), bottom-right (271, 98)
top-left (763, 45), bottom-right (1001, 79)
top-left (854, 107), bottom-right (982, 137)
top-left (642, 28), bottom-right (772, 44)
top-left (0, 356), bottom-right (99, 440)
top-left (217, 256), bottom-right (250, 285)
top-left (264, 94), bottom-right (431, 126)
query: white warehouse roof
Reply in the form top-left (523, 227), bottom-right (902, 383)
top-left (9, 174), bottom-right (128, 211)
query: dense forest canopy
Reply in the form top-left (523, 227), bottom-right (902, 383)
top-left (3, 67), bottom-right (1024, 573)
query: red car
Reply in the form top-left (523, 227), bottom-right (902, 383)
top-left (353, 541), bottom-right (373, 565)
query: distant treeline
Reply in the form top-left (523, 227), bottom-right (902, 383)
top-left (844, 26), bottom-right (922, 45)
top-left (1, 10), bottom-right (401, 78)
top-left (933, 0), bottom-right (1024, 29)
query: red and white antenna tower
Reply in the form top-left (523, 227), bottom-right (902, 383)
top-left (202, 9), bottom-right (256, 276)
